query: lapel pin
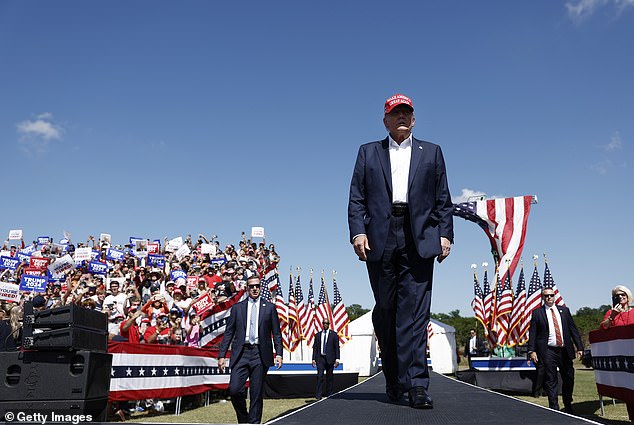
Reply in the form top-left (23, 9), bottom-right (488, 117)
top-left (418, 146), bottom-right (423, 150)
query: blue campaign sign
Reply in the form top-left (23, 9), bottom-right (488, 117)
top-left (147, 254), bottom-right (165, 267)
top-left (171, 270), bottom-right (187, 281)
top-left (129, 236), bottom-right (144, 246)
top-left (37, 236), bottom-right (51, 245)
top-left (19, 274), bottom-right (48, 293)
top-left (0, 256), bottom-right (20, 270)
top-left (16, 252), bottom-right (32, 263)
top-left (106, 248), bottom-right (125, 261)
top-left (210, 258), bottom-right (227, 266)
top-left (21, 245), bottom-right (36, 255)
top-left (91, 250), bottom-right (100, 260)
top-left (88, 261), bottom-right (108, 275)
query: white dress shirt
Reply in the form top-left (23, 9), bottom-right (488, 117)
top-left (245, 297), bottom-right (260, 344)
top-left (545, 304), bottom-right (564, 347)
top-left (389, 134), bottom-right (412, 203)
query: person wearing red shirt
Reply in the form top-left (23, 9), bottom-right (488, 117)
top-left (119, 306), bottom-right (143, 343)
top-left (144, 313), bottom-right (171, 344)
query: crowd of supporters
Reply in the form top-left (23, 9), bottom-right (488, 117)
top-left (0, 233), bottom-right (280, 350)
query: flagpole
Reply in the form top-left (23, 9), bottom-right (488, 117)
top-left (297, 265), bottom-right (303, 362)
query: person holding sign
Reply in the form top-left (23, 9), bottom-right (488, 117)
top-left (218, 275), bottom-right (283, 424)
top-left (348, 93), bottom-right (454, 409)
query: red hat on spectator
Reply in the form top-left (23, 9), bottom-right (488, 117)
top-left (141, 318), bottom-right (151, 324)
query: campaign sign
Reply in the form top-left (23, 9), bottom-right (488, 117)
top-left (0, 281), bottom-right (20, 302)
top-left (129, 236), bottom-right (144, 247)
top-left (19, 274), bottom-right (48, 293)
top-left (186, 275), bottom-right (199, 291)
top-left (48, 254), bottom-right (75, 278)
top-left (147, 242), bottom-right (160, 255)
top-left (200, 243), bottom-right (216, 255)
top-left (175, 243), bottom-right (190, 261)
top-left (251, 226), bottom-right (265, 238)
top-left (24, 267), bottom-right (45, 277)
top-left (191, 293), bottom-right (214, 315)
top-left (88, 261), bottom-right (108, 275)
top-left (8, 229), bottom-right (22, 240)
top-left (210, 258), bottom-right (227, 266)
top-left (16, 252), bottom-right (31, 263)
top-left (29, 256), bottom-right (50, 270)
top-left (0, 256), bottom-right (20, 270)
top-left (21, 245), bottom-right (36, 255)
top-left (74, 247), bottom-right (92, 262)
top-left (166, 236), bottom-right (183, 252)
top-left (37, 236), bottom-right (51, 245)
top-left (147, 254), bottom-right (166, 267)
top-left (91, 250), bottom-right (100, 260)
top-left (106, 248), bottom-right (125, 262)
top-left (171, 269), bottom-right (187, 281)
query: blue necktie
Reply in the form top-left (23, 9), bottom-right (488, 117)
top-left (249, 301), bottom-right (257, 344)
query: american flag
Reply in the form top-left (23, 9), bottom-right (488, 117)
top-left (274, 284), bottom-right (290, 351)
top-left (305, 276), bottom-right (318, 347)
top-left (331, 277), bottom-right (350, 344)
top-left (427, 322), bottom-right (434, 348)
top-left (260, 278), bottom-right (272, 302)
top-left (316, 276), bottom-right (333, 326)
top-left (286, 273), bottom-right (301, 352)
top-left (524, 265), bottom-right (543, 332)
top-left (543, 261), bottom-right (564, 306)
top-left (482, 270), bottom-right (494, 327)
top-left (493, 272), bottom-right (513, 346)
top-left (508, 267), bottom-right (527, 346)
top-left (262, 263), bottom-right (280, 291)
top-left (453, 196), bottom-right (533, 283)
top-left (199, 289), bottom-right (247, 348)
top-left (471, 272), bottom-right (486, 329)
top-left (295, 274), bottom-right (308, 339)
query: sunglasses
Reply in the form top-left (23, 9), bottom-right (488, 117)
top-left (248, 284), bottom-right (261, 289)
top-left (543, 294), bottom-right (555, 298)
top-left (616, 293), bottom-right (627, 297)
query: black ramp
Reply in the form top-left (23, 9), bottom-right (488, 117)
top-left (270, 372), bottom-right (599, 425)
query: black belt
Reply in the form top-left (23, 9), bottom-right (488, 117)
top-left (392, 203), bottom-right (409, 217)
top-left (547, 345), bottom-right (564, 350)
top-left (244, 343), bottom-right (259, 349)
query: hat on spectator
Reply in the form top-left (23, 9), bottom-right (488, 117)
top-left (173, 288), bottom-right (183, 295)
top-left (166, 280), bottom-right (175, 287)
top-left (141, 318), bottom-right (151, 324)
top-left (32, 295), bottom-right (46, 308)
top-left (170, 307), bottom-right (182, 316)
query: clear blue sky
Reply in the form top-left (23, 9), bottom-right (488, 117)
top-left (1, 1), bottom-right (632, 316)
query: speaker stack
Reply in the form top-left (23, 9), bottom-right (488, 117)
top-left (0, 302), bottom-right (112, 421)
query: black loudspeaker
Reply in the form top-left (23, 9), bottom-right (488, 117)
top-left (24, 303), bottom-right (107, 330)
top-left (0, 350), bottom-right (112, 401)
top-left (24, 327), bottom-right (108, 352)
top-left (0, 398), bottom-right (109, 422)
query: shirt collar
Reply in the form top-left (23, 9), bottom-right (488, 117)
top-left (388, 134), bottom-right (412, 149)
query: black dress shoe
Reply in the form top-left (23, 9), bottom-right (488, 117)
top-left (408, 387), bottom-right (433, 409)
top-left (563, 405), bottom-right (574, 414)
top-left (386, 387), bottom-right (403, 403)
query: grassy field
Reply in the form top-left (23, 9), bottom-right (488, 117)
top-left (122, 367), bottom-right (632, 424)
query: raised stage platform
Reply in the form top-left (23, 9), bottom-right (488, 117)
top-left (270, 372), bottom-right (599, 425)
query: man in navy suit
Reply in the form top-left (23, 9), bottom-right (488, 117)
top-left (312, 318), bottom-right (340, 399)
top-left (527, 288), bottom-right (583, 413)
top-left (218, 275), bottom-right (283, 424)
top-left (348, 93), bottom-right (454, 409)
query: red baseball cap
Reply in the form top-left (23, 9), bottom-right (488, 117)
top-left (384, 93), bottom-right (413, 115)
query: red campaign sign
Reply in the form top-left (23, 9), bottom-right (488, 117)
top-left (23, 267), bottom-right (45, 276)
top-left (186, 276), bottom-right (198, 291)
top-left (148, 243), bottom-right (160, 255)
top-left (29, 257), bottom-right (50, 270)
top-left (191, 293), bottom-right (214, 316)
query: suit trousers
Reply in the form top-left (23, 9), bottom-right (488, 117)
top-left (315, 354), bottom-right (335, 398)
top-left (366, 213), bottom-right (434, 393)
top-left (542, 346), bottom-right (574, 410)
top-left (228, 345), bottom-right (267, 424)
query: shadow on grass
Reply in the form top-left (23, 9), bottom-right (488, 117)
top-left (570, 400), bottom-right (632, 425)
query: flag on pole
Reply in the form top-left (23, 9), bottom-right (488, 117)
top-left (471, 272), bottom-right (486, 329)
top-left (274, 284), bottom-right (290, 351)
top-left (262, 263), bottom-right (280, 291)
top-left (524, 264), bottom-right (543, 334)
top-left (453, 196), bottom-right (533, 283)
top-left (493, 272), bottom-right (513, 346)
top-left (316, 276), bottom-right (333, 327)
top-left (295, 274), bottom-right (307, 339)
top-left (482, 269), bottom-right (494, 327)
top-left (305, 276), bottom-right (318, 347)
top-left (543, 260), bottom-right (564, 306)
top-left (508, 266), bottom-right (527, 346)
top-left (287, 273), bottom-right (301, 352)
top-left (199, 289), bottom-right (247, 348)
top-left (331, 277), bottom-right (350, 344)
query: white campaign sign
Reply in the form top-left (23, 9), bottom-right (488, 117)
top-left (200, 243), bottom-right (216, 255)
top-left (175, 243), bottom-right (191, 261)
top-left (74, 247), bottom-right (92, 262)
top-left (166, 236), bottom-right (183, 252)
top-left (251, 227), bottom-right (265, 238)
top-left (48, 254), bottom-right (75, 278)
top-left (8, 229), bottom-right (22, 240)
top-left (0, 281), bottom-right (20, 302)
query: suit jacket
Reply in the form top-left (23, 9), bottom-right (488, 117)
top-left (464, 336), bottom-right (485, 357)
top-left (527, 305), bottom-right (583, 361)
top-left (348, 137), bottom-right (454, 262)
top-left (312, 329), bottom-right (340, 365)
top-left (218, 297), bottom-right (283, 368)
